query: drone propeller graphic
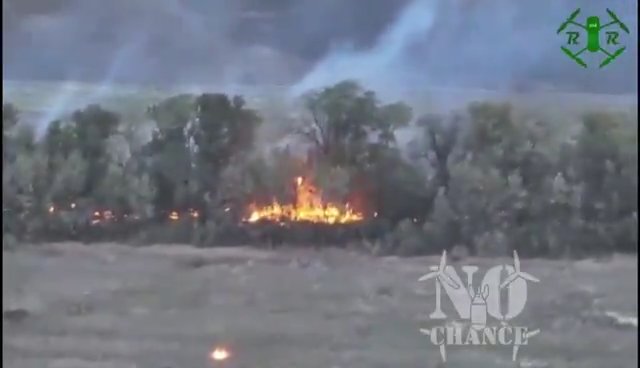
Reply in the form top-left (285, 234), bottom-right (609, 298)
top-left (419, 328), bottom-right (447, 362)
top-left (556, 8), bottom-right (581, 34)
top-left (500, 251), bottom-right (540, 289)
top-left (512, 328), bottom-right (540, 361)
top-left (606, 8), bottom-right (630, 34)
top-left (498, 319), bottom-right (540, 361)
top-left (599, 47), bottom-right (627, 68)
top-left (418, 250), bottom-right (461, 290)
top-left (560, 46), bottom-right (587, 68)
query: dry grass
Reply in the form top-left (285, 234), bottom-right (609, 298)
top-left (2, 242), bottom-right (637, 368)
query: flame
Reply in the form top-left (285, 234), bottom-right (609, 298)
top-left (169, 211), bottom-right (180, 221)
top-left (210, 347), bottom-right (230, 361)
top-left (189, 209), bottom-right (199, 219)
top-left (46, 203), bottom-right (143, 225)
top-left (244, 176), bottom-right (364, 224)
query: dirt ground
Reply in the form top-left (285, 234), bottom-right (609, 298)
top-left (2, 242), bottom-right (638, 368)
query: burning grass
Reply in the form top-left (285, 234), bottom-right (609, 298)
top-left (243, 176), bottom-right (364, 225)
top-left (37, 176), bottom-right (375, 246)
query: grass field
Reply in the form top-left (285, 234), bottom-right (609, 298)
top-left (3, 242), bottom-right (637, 368)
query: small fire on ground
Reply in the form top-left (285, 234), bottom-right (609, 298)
top-left (46, 203), bottom-right (198, 224)
top-left (244, 176), bottom-right (364, 224)
top-left (210, 346), bottom-right (231, 361)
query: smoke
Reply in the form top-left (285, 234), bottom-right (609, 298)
top-left (4, 0), bottom-right (237, 85)
top-left (291, 0), bottom-right (637, 99)
top-left (4, 0), bottom-right (395, 86)
top-left (291, 0), bottom-right (438, 96)
top-left (2, 0), bottom-right (637, 125)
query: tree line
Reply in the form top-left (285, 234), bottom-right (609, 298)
top-left (3, 81), bottom-right (637, 257)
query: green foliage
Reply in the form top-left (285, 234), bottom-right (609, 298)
top-left (141, 93), bottom-right (262, 217)
top-left (2, 81), bottom-right (637, 258)
top-left (4, 104), bottom-right (27, 163)
top-left (44, 120), bottom-right (77, 159)
top-left (3, 147), bottom-right (49, 238)
top-left (363, 147), bottom-right (430, 223)
top-left (48, 150), bottom-right (88, 203)
top-left (299, 80), bottom-right (412, 167)
top-left (144, 125), bottom-right (193, 212)
top-left (69, 105), bottom-right (122, 196)
top-left (240, 149), bottom-right (303, 203)
top-left (190, 93), bottom-right (262, 197)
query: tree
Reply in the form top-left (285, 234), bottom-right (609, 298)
top-left (3, 104), bottom-right (18, 132)
top-left (2, 112), bottom-right (49, 239)
top-left (3, 103), bottom-right (20, 165)
top-left (189, 93), bottom-right (261, 208)
top-left (69, 105), bottom-right (121, 196)
top-left (298, 80), bottom-right (412, 167)
top-left (143, 126), bottom-right (193, 213)
top-left (416, 113), bottom-right (460, 194)
top-left (142, 93), bottom-right (261, 220)
top-left (147, 94), bottom-right (195, 131)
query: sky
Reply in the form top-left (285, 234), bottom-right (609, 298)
top-left (2, 0), bottom-right (638, 94)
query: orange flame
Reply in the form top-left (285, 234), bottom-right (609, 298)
top-left (244, 176), bottom-right (364, 224)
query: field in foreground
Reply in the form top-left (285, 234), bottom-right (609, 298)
top-left (3, 243), bottom-right (638, 368)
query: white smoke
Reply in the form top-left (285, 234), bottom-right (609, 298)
top-left (291, 0), bottom-right (438, 96)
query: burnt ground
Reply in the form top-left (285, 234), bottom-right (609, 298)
top-left (2, 242), bottom-right (638, 368)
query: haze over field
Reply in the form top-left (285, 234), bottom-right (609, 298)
top-left (3, 0), bottom-right (638, 94)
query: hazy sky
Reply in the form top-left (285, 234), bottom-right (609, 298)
top-left (2, 0), bottom-right (637, 93)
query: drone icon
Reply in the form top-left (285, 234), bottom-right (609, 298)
top-left (557, 8), bottom-right (630, 68)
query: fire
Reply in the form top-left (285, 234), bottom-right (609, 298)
top-left (210, 346), bottom-right (230, 361)
top-left (244, 176), bottom-right (364, 224)
top-left (46, 202), bottom-right (145, 225)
